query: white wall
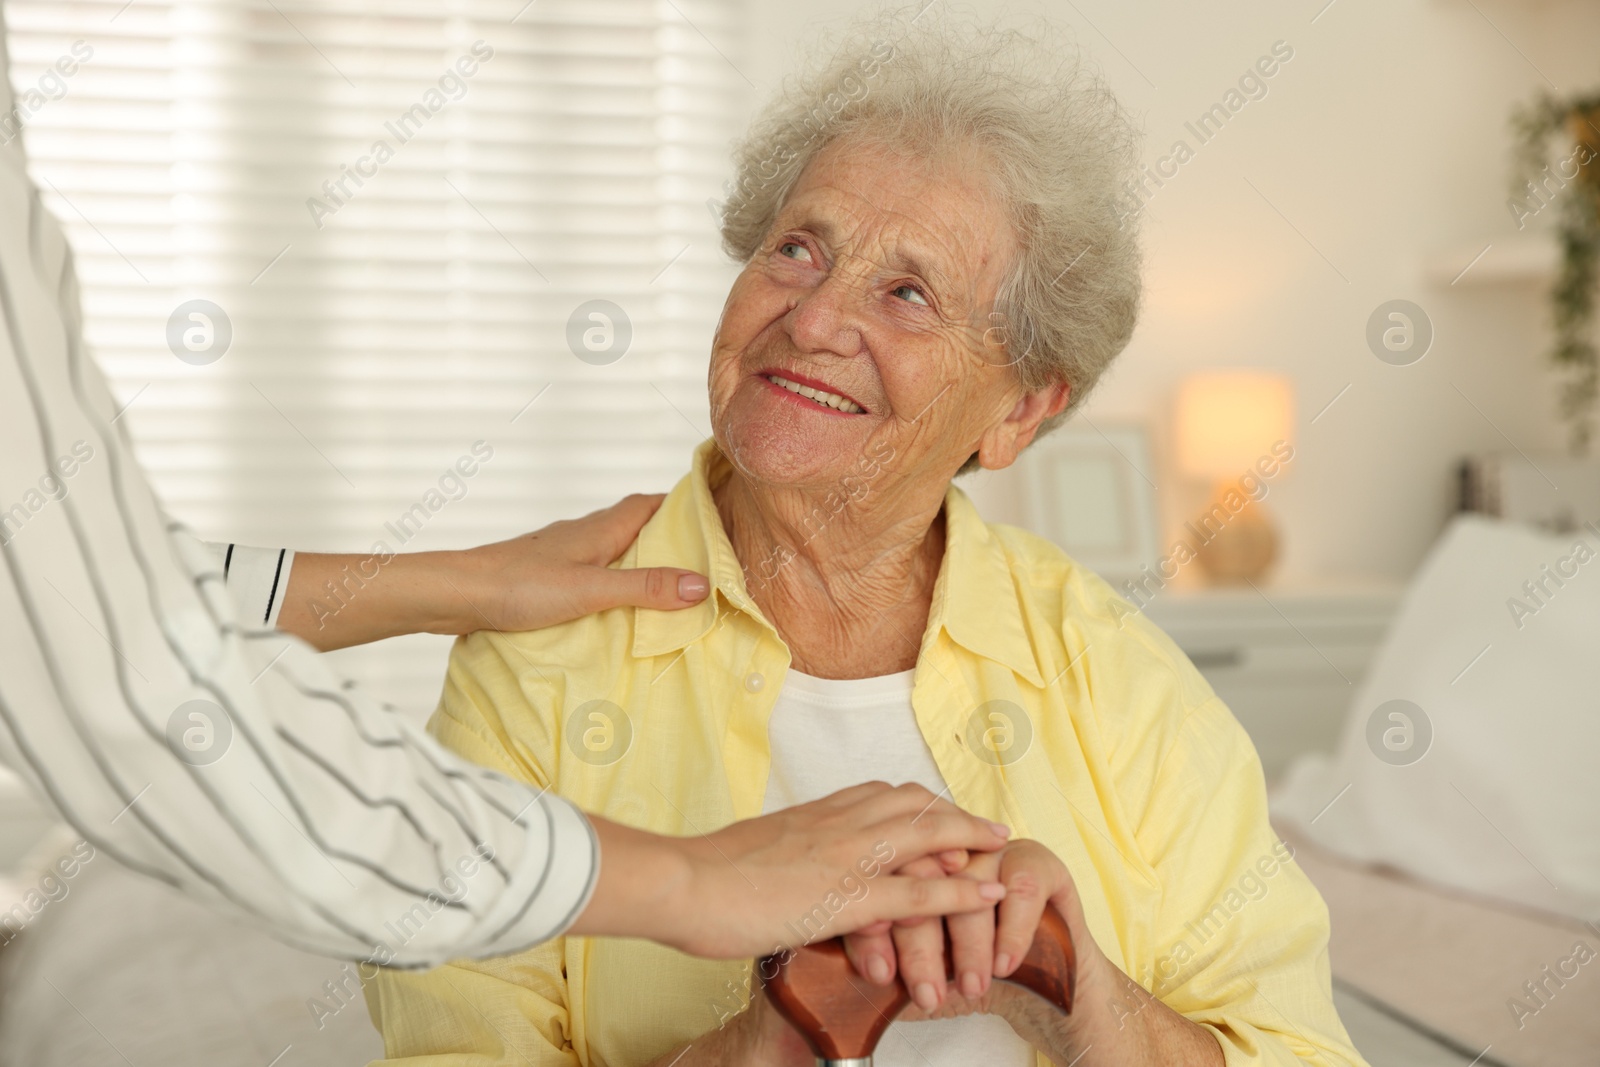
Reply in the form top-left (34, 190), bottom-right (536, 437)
top-left (735, 0), bottom-right (1600, 581)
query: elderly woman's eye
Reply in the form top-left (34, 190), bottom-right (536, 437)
top-left (892, 283), bottom-right (930, 307)
top-left (777, 241), bottom-right (812, 262)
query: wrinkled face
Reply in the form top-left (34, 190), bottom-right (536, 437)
top-left (709, 136), bottom-right (1057, 495)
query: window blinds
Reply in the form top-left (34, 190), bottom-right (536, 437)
top-left (5, 0), bottom-right (744, 715)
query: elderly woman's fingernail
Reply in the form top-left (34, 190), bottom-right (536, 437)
top-left (994, 953), bottom-right (1012, 976)
top-left (986, 820), bottom-right (1011, 837)
top-left (961, 970), bottom-right (982, 998)
top-left (979, 881), bottom-right (1006, 901)
top-left (677, 574), bottom-right (709, 601)
top-left (867, 954), bottom-right (891, 984)
top-left (914, 982), bottom-right (939, 1011)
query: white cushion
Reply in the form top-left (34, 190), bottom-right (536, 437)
top-left (1273, 514), bottom-right (1600, 920)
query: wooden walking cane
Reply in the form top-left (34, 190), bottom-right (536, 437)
top-left (760, 905), bottom-right (1075, 1066)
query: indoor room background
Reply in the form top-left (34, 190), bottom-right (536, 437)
top-left (4, 0), bottom-right (1591, 710)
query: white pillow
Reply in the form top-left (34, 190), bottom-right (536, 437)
top-left (1273, 514), bottom-right (1600, 920)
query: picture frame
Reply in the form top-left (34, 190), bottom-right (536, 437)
top-left (1020, 422), bottom-right (1160, 583)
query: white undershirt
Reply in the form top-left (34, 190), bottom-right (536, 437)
top-left (762, 668), bottom-right (1036, 1067)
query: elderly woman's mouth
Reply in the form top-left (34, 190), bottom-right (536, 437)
top-left (760, 372), bottom-right (867, 415)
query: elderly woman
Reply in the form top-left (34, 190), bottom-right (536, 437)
top-left (364, 15), bottom-right (1364, 1067)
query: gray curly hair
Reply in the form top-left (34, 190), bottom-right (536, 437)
top-left (716, 7), bottom-right (1143, 442)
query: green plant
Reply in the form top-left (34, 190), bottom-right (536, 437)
top-left (1512, 91), bottom-right (1600, 454)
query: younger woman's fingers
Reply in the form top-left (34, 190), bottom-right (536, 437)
top-left (601, 566), bottom-right (710, 611)
top-left (868, 806), bottom-right (1011, 864)
top-left (583, 494), bottom-right (668, 562)
top-left (847, 872), bottom-right (1004, 932)
top-left (859, 786), bottom-right (1011, 845)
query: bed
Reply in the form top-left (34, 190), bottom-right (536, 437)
top-left (0, 829), bottom-right (383, 1066)
top-left (1295, 824), bottom-right (1599, 1067)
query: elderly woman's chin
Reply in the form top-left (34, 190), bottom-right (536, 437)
top-left (712, 377), bottom-right (880, 490)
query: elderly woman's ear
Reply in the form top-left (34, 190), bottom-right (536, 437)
top-left (974, 381), bottom-right (1071, 471)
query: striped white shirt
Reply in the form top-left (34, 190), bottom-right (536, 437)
top-left (215, 544), bottom-right (296, 629)
top-left (0, 45), bottom-right (596, 968)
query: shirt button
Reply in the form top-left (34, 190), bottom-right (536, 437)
top-left (744, 671), bottom-right (765, 693)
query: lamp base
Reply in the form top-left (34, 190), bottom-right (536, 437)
top-left (1191, 482), bottom-right (1279, 583)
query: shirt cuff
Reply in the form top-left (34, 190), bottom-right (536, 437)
top-left (491, 793), bottom-right (601, 953)
top-left (217, 544), bottom-right (296, 628)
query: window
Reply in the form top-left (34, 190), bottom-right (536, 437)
top-left (5, 0), bottom-right (743, 714)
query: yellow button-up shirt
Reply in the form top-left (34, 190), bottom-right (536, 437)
top-left (364, 441), bottom-right (1366, 1067)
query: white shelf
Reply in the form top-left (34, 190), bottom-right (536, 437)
top-left (1424, 233), bottom-right (1558, 286)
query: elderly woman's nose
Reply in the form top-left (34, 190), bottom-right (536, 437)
top-left (786, 271), bottom-right (868, 355)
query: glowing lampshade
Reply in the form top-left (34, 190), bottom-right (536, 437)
top-left (1174, 372), bottom-right (1295, 480)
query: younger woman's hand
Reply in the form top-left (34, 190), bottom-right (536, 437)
top-left (277, 493), bottom-right (710, 649)
top-left (461, 493), bottom-right (709, 631)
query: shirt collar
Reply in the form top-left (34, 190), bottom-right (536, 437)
top-left (631, 440), bottom-right (764, 659)
top-left (631, 439), bottom-right (1045, 687)
top-left (931, 488), bottom-right (1047, 688)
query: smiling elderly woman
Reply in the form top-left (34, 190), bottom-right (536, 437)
top-left (364, 15), bottom-right (1365, 1067)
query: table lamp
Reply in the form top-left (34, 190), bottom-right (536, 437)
top-left (1174, 371), bottom-right (1294, 583)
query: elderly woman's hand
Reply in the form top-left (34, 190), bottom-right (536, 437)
top-left (844, 839), bottom-right (1103, 1015)
top-left (839, 843), bottom-right (1224, 1067)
